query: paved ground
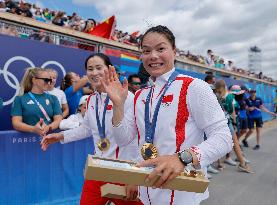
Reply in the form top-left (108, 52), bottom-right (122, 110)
top-left (201, 120), bottom-right (277, 205)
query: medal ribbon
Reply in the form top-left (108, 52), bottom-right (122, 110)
top-left (28, 92), bottom-right (51, 123)
top-left (144, 71), bottom-right (179, 143)
top-left (95, 94), bottom-right (110, 139)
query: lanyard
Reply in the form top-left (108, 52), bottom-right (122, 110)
top-left (28, 92), bottom-right (51, 123)
top-left (95, 94), bottom-right (110, 139)
top-left (144, 71), bottom-right (179, 143)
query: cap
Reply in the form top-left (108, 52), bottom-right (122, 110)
top-left (230, 85), bottom-right (245, 95)
top-left (240, 84), bottom-right (249, 92)
top-left (78, 95), bottom-right (89, 106)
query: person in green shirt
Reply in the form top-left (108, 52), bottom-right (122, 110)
top-left (215, 80), bottom-right (252, 173)
top-left (11, 67), bottom-right (62, 136)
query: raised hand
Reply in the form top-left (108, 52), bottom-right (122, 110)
top-left (41, 132), bottom-right (64, 151)
top-left (101, 66), bottom-right (128, 107)
top-left (136, 154), bottom-right (185, 189)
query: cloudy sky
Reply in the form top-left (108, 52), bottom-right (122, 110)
top-left (29, 0), bottom-right (277, 78)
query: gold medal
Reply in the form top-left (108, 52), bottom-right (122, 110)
top-left (97, 138), bottom-right (110, 152)
top-left (141, 143), bottom-right (158, 160)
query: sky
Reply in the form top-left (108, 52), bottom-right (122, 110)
top-left (28, 0), bottom-right (277, 79)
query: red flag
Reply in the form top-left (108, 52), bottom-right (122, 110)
top-left (89, 15), bottom-right (116, 39)
top-left (130, 31), bottom-right (139, 38)
top-left (162, 94), bottom-right (173, 103)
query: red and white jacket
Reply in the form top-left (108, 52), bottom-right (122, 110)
top-left (113, 68), bottom-right (233, 205)
top-left (61, 91), bottom-right (139, 161)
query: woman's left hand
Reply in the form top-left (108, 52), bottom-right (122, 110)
top-left (136, 154), bottom-right (185, 189)
top-left (125, 185), bottom-right (138, 201)
top-left (41, 123), bottom-right (51, 136)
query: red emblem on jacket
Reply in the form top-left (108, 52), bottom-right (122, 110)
top-left (106, 104), bottom-right (113, 110)
top-left (162, 94), bottom-right (173, 103)
top-left (161, 94), bottom-right (173, 107)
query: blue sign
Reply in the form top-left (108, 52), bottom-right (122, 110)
top-left (0, 130), bottom-right (94, 205)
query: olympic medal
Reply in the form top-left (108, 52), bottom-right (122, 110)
top-left (98, 138), bottom-right (110, 152)
top-left (141, 143), bottom-right (158, 160)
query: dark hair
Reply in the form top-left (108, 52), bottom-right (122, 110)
top-left (139, 25), bottom-right (175, 49)
top-left (128, 74), bottom-right (140, 83)
top-left (88, 18), bottom-right (96, 25)
top-left (84, 18), bottom-right (96, 32)
top-left (60, 72), bottom-right (74, 91)
top-left (204, 74), bottom-right (214, 83)
top-left (235, 94), bottom-right (244, 101)
top-left (84, 53), bottom-right (113, 69)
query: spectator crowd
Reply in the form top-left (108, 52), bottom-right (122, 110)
top-left (0, 0), bottom-right (141, 46)
top-left (177, 49), bottom-right (276, 83)
top-left (0, 0), bottom-right (276, 83)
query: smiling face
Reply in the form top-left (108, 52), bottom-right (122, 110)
top-left (86, 56), bottom-right (109, 90)
top-left (140, 32), bottom-right (176, 78)
top-left (48, 70), bottom-right (57, 90)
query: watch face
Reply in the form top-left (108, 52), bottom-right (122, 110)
top-left (180, 151), bottom-right (193, 164)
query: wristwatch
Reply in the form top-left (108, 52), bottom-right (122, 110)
top-left (177, 150), bottom-right (193, 166)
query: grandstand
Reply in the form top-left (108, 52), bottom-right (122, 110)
top-left (0, 11), bottom-right (276, 205)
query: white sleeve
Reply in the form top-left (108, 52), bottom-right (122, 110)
top-left (59, 114), bottom-right (80, 130)
top-left (187, 79), bottom-right (233, 168)
top-left (60, 111), bottom-right (91, 144)
top-left (112, 91), bottom-right (137, 147)
top-left (60, 90), bottom-right (67, 104)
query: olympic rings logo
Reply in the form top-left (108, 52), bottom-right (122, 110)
top-left (0, 56), bottom-right (66, 106)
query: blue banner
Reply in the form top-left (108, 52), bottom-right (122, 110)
top-left (0, 130), bottom-right (94, 205)
top-left (0, 34), bottom-right (122, 130)
top-left (0, 34), bottom-right (276, 131)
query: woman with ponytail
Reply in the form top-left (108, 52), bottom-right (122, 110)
top-left (11, 67), bottom-right (62, 136)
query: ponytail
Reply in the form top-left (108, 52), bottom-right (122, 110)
top-left (19, 67), bottom-right (45, 95)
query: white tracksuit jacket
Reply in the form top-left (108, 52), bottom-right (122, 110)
top-left (61, 91), bottom-right (139, 161)
top-left (113, 68), bottom-right (233, 205)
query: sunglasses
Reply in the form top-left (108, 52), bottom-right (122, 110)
top-left (131, 82), bottom-right (141, 86)
top-left (35, 77), bottom-right (52, 84)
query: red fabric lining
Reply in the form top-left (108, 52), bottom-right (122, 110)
top-left (169, 190), bottom-right (175, 205)
top-left (115, 147), bottom-right (120, 159)
top-left (80, 180), bottom-right (142, 205)
top-left (86, 93), bottom-right (94, 110)
top-left (175, 77), bottom-right (193, 152)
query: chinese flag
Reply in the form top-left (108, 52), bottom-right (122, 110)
top-left (162, 94), bottom-right (173, 103)
top-left (89, 15), bottom-right (116, 39)
top-left (130, 31), bottom-right (139, 38)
